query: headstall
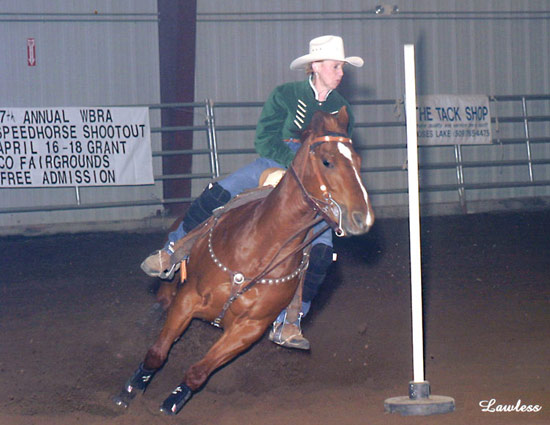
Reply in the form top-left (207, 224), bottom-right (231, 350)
top-left (290, 133), bottom-right (353, 238)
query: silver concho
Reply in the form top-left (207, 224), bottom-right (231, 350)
top-left (233, 272), bottom-right (245, 285)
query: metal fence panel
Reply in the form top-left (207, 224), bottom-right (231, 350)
top-left (0, 1), bottom-right (162, 230)
top-left (1, 95), bottom-right (550, 235)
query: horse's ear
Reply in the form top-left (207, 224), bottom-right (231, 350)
top-left (337, 106), bottom-right (349, 130)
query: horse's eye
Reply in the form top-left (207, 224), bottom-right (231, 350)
top-left (322, 158), bottom-right (333, 168)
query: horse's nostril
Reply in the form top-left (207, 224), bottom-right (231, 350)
top-left (351, 209), bottom-right (375, 231)
top-left (352, 211), bottom-right (366, 228)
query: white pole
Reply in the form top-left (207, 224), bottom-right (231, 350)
top-left (385, 46), bottom-right (454, 415)
top-left (404, 44), bottom-right (424, 383)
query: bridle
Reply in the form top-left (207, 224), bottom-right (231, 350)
top-left (289, 133), bottom-right (353, 238)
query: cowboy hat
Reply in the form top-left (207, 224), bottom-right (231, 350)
top-left (290, 35), bottom-right (364, 70)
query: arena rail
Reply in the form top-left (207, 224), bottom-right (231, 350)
top-left (1, 95), bottom-right (550, 217)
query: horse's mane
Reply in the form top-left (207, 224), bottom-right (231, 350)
top-left (298, 110), bottom-right (326, 143)
top-left (299, 128), bottom-right (312, 143)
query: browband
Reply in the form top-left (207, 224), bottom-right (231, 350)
top-left (310, 134), bottom-right (352, 144)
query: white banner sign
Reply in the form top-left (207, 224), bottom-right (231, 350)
top-left (416, 95), bottom-right (492, 145)
top-left (0, 107), bottom-right (154, 188)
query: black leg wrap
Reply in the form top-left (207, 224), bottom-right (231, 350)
top-left (160, 383), bottom-right (193, 415)
top-left (182, 182), bottom-right (231, 233)
top-left (113, 363), bottom-right (156, 408)
top-left (125, 362), bottom-right (155, 392)
top-left (302, 243), bottom-right (333, 303)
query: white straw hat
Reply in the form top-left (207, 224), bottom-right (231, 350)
top-left (290, 35), bottom-right (364, 70)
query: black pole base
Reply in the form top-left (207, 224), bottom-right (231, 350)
top-left (384, 381), bottom-right (455, 416)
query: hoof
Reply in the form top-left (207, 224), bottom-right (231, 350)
top-left (160, 383), bottom-right (193, 415)
top-left (113, 363), bottom-right (155, 409)
top-left (112, 388), bottom-right (135, 409)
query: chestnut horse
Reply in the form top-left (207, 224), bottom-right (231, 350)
top-left (114, 106), bottom-right (375, 415)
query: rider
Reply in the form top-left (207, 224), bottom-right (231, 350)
top-left (141, 35), bottom-right (363, 350)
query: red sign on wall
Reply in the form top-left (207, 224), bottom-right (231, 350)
top-left (27, 38), bottom-right (36, 66)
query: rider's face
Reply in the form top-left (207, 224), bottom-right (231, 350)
top-left (313, 60), bottom-right (345, 91)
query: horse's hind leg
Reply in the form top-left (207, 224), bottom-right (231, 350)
top-left (113, 288), bottom-right (200, 409)
top-left (159, 318), bottom-right (270, 415)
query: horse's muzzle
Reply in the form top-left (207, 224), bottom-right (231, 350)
top-left (342, 206), bottom-right (375, 236)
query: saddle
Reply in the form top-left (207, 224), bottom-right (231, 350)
top-left (168, 185), bottom-right (274, 269)
top-left (169, 167), bottom-right (286, 268)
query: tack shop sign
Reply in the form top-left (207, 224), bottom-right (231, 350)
top-left (0, 107), bottom-right (154, 187)
top-left (416, 95), bottom-right (492, 145)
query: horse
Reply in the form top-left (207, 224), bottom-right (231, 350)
top-left (113, 106), bottom-right (375, 415)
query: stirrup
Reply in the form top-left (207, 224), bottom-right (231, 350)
top-left (158, 262), bottom-right (180, 280)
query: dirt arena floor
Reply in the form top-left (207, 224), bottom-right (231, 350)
top-left (1, 210), bottom-right (549, 425)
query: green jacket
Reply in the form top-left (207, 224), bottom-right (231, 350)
top-left (254, 78), bottom-right (355, 167)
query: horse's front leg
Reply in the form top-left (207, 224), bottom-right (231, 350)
top-left (156, 280), bottom-right (178, 310)
top-left (159, 317), bottom-right (271, 415)
top-left (113, 287), bottom-right (200, 408)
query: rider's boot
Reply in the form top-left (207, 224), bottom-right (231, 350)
top-left (269, 243), bottom-right (334, 350)
top-left (269, 309), bottom-right (311, 350)
top-left (141, 182), bottom-right (231, 279)
top-left (140, 245), bottom-right (177, 279)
